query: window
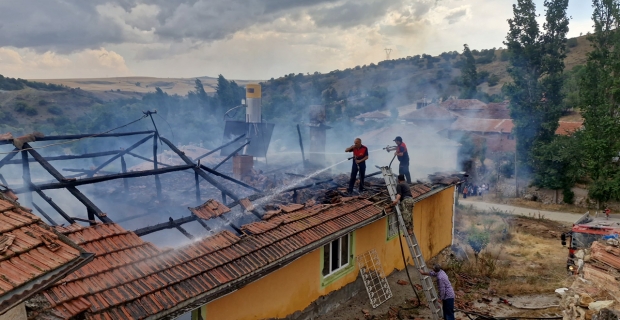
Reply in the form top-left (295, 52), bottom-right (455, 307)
top-left (387, 213), bottom-right (399, 239)
top-left (247, 88), bottom-right (255, 93)
top-left (322, 234), bottom-right (351, 276)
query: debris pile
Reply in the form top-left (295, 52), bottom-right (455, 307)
top-left (560, 240), bottom-right (620, 319)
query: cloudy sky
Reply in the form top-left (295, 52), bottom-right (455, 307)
top-left (0, 0), bottom-right (594, 80)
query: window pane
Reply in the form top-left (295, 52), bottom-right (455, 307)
top-left (331, 240), bottom-right (340, 271)
top-left (340, 234), bottom-right (349, 267)
top-left (322, 244), bottom-right (330, 276)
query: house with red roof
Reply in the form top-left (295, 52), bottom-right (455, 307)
top-left (21, 176), bottom-right (459, 320)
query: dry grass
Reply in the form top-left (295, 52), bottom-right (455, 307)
top-left (450, 206), bottom-right (571, 297)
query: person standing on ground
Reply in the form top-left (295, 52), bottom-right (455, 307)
top-left (419, 264), bottom-right (456, 320)
top-left (393, 136), bottom-right (411, 184)
top-left (345, 138), bottom-right (368, 194)
top-left (390, 174), bottom-right (414, 234)
top-left (462, 186), bottom-right (468, 199)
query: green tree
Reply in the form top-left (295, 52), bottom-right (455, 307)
top-left (460, 44), bottom-right (478, 99)
top-left (579, 0), bottom-right (620, 203)
top-left (503, 0), bottom-right (569, 175)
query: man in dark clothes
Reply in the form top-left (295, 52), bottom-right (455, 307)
top-left (391, 174), bottom-right (414, 234)
top-left (393, 136), bottom-right (411, 183)
top-left (419, 264), bottom-right (456, 320)
top-left (345, 138), bottom-right (368, 194)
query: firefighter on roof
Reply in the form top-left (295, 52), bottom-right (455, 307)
top-left (345, 138), bottom-right (368, 194)
top-left (393, 136), bottom-right (411, 183)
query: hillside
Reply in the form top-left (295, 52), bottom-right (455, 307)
top-left (31, 76), bottom-right (261, 96)
top-left (0, 35), bottom-right (592, 136)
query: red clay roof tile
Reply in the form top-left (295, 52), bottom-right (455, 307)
top-left (189, 199), bottom-right (230, 220)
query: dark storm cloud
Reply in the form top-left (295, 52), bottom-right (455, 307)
top-left (0, 0), bottom-right (447, 53)
top-left (0, 1), bottom-right (134, 53)
top-left (308, 0), bottom-right (400, 29)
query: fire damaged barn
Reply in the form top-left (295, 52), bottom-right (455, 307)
top-left (0, 85), bottom-right (461, 320)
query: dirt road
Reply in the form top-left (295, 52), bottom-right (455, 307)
top-left (459, 199), bottom-right (583, 223)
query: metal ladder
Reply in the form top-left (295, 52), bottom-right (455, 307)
top-left (379, 166), bottom-right (443, 320)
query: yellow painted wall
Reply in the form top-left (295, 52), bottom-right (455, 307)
top-left (204, 187), bottom-right (455, 320)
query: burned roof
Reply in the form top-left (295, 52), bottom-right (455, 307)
top-left (357, 123), bottom-right (460, 147)
top-left (440, 99), bottom-right (487, 110)
top-left (449, 117), bottom-right (514, 134)
top-left (31, 198), bottom-right (384, 319)
top-left (401, 104), bottom-right (458, 121)
top-left (355, 110), bottom-right (389, 119)
top-left (0, 194), bottom-right (93, 315)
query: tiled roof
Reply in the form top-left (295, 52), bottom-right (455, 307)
top-left (440, 99), bottom-right (487, 110)
top-left (189, 199), bottom-right (230, 220)
top-left (358, 123), bottom-right (460, 147)
top-left (401, 105), bottom-right (458, 121)
top-left (35, 198), bottom-right (385, 319)
top-left (555, 121), bottom-right (583, 136)
top-left (449, 117), bottom-right (514, 134)
top-left (355, 111), bottom-right (389, 119)
top-left (0, 195), bottom-right (92, 314)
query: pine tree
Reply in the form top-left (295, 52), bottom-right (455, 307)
top-left (459, 44), bottom-right (478, 99)
top-left (503, 0), bottom-right (569, 175)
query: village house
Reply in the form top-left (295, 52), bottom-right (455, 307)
top-left (6, 175), bottom-right (460, 320)
top-left (0, 192), bottom-right (93, 320)
top-left (401, 104), bottom-right (458, 132)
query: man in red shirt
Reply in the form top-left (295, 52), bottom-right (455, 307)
top-left (345, 138), bottom-right (368, 194)
top-left (394, 136), bottom-right (411, 183)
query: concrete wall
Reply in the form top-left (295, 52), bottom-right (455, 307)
top-left (0, 303), bottom-right (26, 320)
top-left (198, 187), bottom-right (455, 320)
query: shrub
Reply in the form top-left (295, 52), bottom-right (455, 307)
top-left (47, 105), bottom-right (63, 115)
top-left (563, 188), bottom-right (574, 204)
top-left (25, 106), bottom-right (38, 116)
top-left (567, 38), bottom-right (578, 48)
top-left (14, 102), bottom-right (28, 112)
top-left (488, 74), bottom-right (500, 87)
top-left (467, 228), bottom-right (490, 262)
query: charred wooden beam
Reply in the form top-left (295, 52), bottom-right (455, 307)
top-left (120, 156), bottom-right (129, 192)
top-left (159, 136), bottom-right (263, 220)
top-left (282, 178), bottom-right (334, 193)
top-left (152, 133), bottom-right (162, 199)
top-left (21, 150), bottom-right (33, 207)
top-left (296, 124), bottom-right (305, 165)
top-left (199, 164), bottom-right (261, 193)
top-left (195, 218), bottom-right (212, 232)
top-left (32, 186), bottom-right (75, 224)
top-left (3, 150), bottom-right (121, 165)
top-left (12, 164), bottom-right (195, 193)
top-left (193, 134), bottom-right (246, 162)
top-left (32, 202), bottom-right (58, 226)
top-left (194, 172), bottom-right (200, 202)
top-left (366, 171), bottom-right (381, 178)
top-left (71, 216), bottom-right (97, 224)
top-left (88, 134), bottom-right (154, 177)
top-left (170, 217), bottom-right (194, 239)
top-left (0, 174), bottom-right (7, 186)
top-left (0, 131), bottom-right (155, 145)
top-left (158, 136), bottom-right (241, 202)
top-left (62, 168), bottom-right (118, 174)
top-left (23, 143), bottom-right (112, 223)
top-left (127, 151), bottom-right (261, 193)
top-left (212, 141), bottom-right (250, 171)
top-left (133, 215), bottom-right (197, 237)
top-left (0, 147), bottom-right (19, 169)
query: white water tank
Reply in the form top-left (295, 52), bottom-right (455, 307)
top-left (246, 84), bottom-right (261, 123)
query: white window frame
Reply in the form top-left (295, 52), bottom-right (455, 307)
top-left (387, 212), bottom-right (399, 239)
top-left (322, 233), bottom-right (351, 277)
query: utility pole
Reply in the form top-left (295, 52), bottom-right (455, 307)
top-left (514, 135), bottom-right (518, 198)
top-left (384, 48), bottom-right (392, 60)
